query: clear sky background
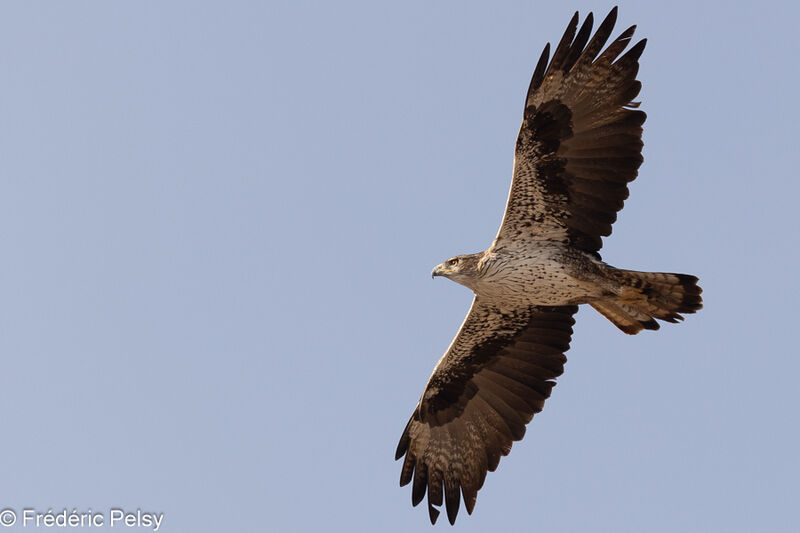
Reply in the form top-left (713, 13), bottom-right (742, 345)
top-left (1, 1), bottom-right (798, 532)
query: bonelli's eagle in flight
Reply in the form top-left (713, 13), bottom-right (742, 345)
top-left (396, 7), bottom-right (702, 525)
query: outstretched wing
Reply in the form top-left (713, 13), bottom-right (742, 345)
top-left (396, 299), bottom-right (577, 524)
top-left (493, 7), bottom-right (646, 254)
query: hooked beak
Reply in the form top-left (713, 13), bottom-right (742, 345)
top-left (431, 264), bottom-right (445, 279)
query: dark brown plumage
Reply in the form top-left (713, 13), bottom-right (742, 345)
top-left (397, 8), bottom-right (702, 525)
top-left (396, 303), bottom-right (576, 524)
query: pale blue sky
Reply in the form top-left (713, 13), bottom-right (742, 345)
top-left (1, 1), bottom-right (798, 531)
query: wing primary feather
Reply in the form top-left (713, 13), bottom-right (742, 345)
top-left (463, 484), bottom-right (478, 516)
top-left (427, 469), bottom-right (443, 524)
top-left (411, 462), bottom-right (428, 506)
top-left (527, 42), bottom-right (550, 97)
top-left (395, 417), bottom-right (412, 460)
top-left (578, 6), bottom-right (617, 65)
top-left (616, 38), bottom-right (647, 65)
top-left (444, 476), bottom-right (461, 525)
top-left (399, 450), bottom-right (415, 486)
top-left (597, 25), bottom-right (637, 65)
top-left (545, 11), bottom-right (579, 77)
top-left (428, 503), bottom-right (440, 525)
top-left (562, 12), bottom-right (593, 72)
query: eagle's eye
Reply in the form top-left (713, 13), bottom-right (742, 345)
top-left (449, 258), bottom-right (459, 267)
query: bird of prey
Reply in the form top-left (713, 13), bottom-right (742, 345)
top-left (396, 7), bottom-right (702, 525)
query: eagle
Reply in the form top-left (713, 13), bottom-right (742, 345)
top-left (395, 7), bottom-right (703, 525)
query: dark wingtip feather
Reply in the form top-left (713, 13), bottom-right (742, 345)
top-left (395, 419), bottom-right (411, 460)
top-left (676, 274), bottom-right (701, 291)
top-left (676, 274), bottom-right (703, 312)
top-left (411, 464), bottom-right (428, 506)
top-left (546, 11), bottom-right (580, 77)
top-left (641, 318), bottom-right (660, 331)
top-left (597, 24), bottom-right (636, 65)
top-left (464, 490), bottom-right (477, 515)
top-left (527, 42), bottom-right (551, 97)
top-left (445, 481), bottom-right (460, 525)
top-left (427, 471), bottom-right (444, 522)
top-left (619, 323), bottom-right (643, 335)
top-left (579, 7), bottom-right (618, 64)
top-left (562, 12), bottom-right (594, 72)
top-left (579, 12), bottom-right (594, 39)
top-left (399, 453), bottom-right (414, 487)
top-left (428, 503), bottom-right (440, 525)
top-left (620, 38), bottom-right (647, 63)
top-left (395, 439), bottom-right (407, 462)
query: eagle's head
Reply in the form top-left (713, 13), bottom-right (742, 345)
top-left (431, 253), bottom-right (483, 289)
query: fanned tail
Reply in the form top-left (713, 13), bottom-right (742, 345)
top-left (590, 270), bottom-right (702, 335)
